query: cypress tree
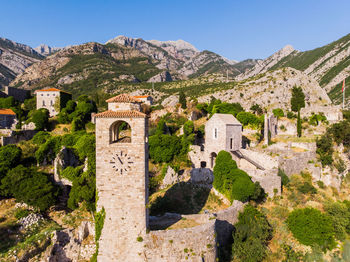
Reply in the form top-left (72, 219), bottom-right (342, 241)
top-left (179, 91), bottom-right (187, 109)
top-left (297, 110), bottom-right (302, 137)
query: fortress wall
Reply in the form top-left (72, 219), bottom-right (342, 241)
top-left (145, 221), bottom-right (217, 262)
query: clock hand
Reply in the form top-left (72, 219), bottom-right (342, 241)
top-left (117, 156), bottom-right (124, 165)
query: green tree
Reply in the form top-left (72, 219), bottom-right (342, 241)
top-left (32, 131), bottom-right (51, 145)
top-left (155, 119), bottom-right (168, 135)
top-left (232, 205), bottom-right (272, 262)
top-left (1, 165), bottom-right (59, 211)
top-left (179, 91), bottom-right (187, 109)
top-left (316, 133), bottom-right (334, 167)
top-left (250, 103), bottom-right (263, 115)
top-left (29, 108), bottom-right (50, 131)
top-left (272, 108), bottom-right (284, 118)
top-left (0, 145), bottom-right (22, 182)
top-left (287, 208), bottom-right (336, 250)
top-left (149, 134), bottom-right (182, 163)
top-left (291, 86), bottom-right (305, 112)
top-left (297, 110), bottom-right (302, 137)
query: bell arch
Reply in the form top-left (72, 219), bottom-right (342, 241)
top-left (110, 120), bottom-right (132, 144)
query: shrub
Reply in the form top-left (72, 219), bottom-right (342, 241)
top-left (0, 145), bottom-right (22, 182)
top-left (32, 131), bottom-right (51, 145)
top-left (287, 208), bottom-right (335, 250)
top-left (232, 205), bottom-right (272, 262)
top-left (250, 104), bottom-right (263, 115)
top-left (14, 209), bottom-right (30, 219)
top-left (149, 134), bottom-right (182, 163)
top-left (236, 111), bottom-right (262, 128)
top-left (211, 102), bottom-right (243, 117)
top-left (278, 168), bottom-right (289, 187)
top-left (68, 171), bottom-right (95, 211)
top-left (324, 201), bottom-right (350, 241)
top-left (291, 86), bottom-right (305, 112)
top-left (35, 136), bottom-right (62, 164)
top-left (29, 108), bottom-right (50, 131)
top-left (72, 116), bottom-right (85, 131)
top-left (61, 166), bottom-right (83, 181)
top-left (1, 165), bottom-right (59, 211)
top-left (316, 134), bottom-right (333, 167)
top-left (183, 120), bottom-right (194, 136)
top-left (74, 134), bottom-right (95, 160)
top-left (272, 108), bottom-right (284, 118)
top-left (287, 111), bottom-right (296, 119)
top-left (297, 110), bottom-right (302, 137)
top-left (297, 182), bottom-right (317, 194)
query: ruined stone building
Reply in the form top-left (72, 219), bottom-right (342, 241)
top-left (0, 108), bottom-right (17, 129)
top-left (0, 86), bottom-right (30, 102)
top-left (189, 113), bottom-right (281, 197)
top-left (35, 87), bottom-right (72, 117)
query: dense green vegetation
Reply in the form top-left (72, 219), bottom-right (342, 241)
top-left (213, 151), bottom-right (265, 202)
top-left (232, 205), bottom-right (272, 262)
top-left (287, 208), bottom-right (336, 250)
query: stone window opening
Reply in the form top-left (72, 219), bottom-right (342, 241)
top-left (230, 138), bottom-right (233, 150)
top-left (110, 120), bottom-right (132, 144)
top-left (42, 100), bottom-right (45, 106)
top-left (214, 128), bottom-right (218, 139)
top-left (50, 100), bottom-right (53, 106)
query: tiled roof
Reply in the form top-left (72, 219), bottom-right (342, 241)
top-left (36, 87), bottom-right (71, 94)
top-left (95, 110), bottom-right (147, 118)
top-left (133, 95), bottom-right (150, 98)
top-left (106, 94), bottom-right (141, 103)
top-left (0, 108), bottom-right (16, 115)
top-left (36, 88), bottom-right (61, 92)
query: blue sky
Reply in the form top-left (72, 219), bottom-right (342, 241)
top-left (1, 0), bottom-right (349, 61)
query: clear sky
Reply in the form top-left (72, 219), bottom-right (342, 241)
top-left (1, 0), bottom-right (349, 61)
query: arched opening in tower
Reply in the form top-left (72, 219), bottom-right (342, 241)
top-left (210, 152), bottom-right (217, 168)
top-left (110, 120), bottom-right (132, 143)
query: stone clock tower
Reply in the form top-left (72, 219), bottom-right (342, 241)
top-left (95, 94), bottom-right (149, 261)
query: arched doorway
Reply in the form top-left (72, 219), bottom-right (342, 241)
top-left (110, 120), bottom-right (132, 143)
top-left (210, 152), bottom-right (217, 168)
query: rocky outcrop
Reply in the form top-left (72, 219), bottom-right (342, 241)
top-left (0, 37), bottom-right (42, 87)
top-left (236, 45), bottom-right (295, 81)
top-left (34, 44), bottom-right (62, 56)
top-left (147, 71), bottom-right (172, 82)
top-left (161, 166), bottom-right (180, 189)
top-left (18, 213), bottom-right (44, 230)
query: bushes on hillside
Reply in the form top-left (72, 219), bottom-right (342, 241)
top-left (324, 201), bottom-right (350, 241)
top-left (1, 165), bottom-right (59, 211)
top-left (213, 150), bottom-right (265, 202)
top-left (28, 108), bottom-right (50, 131)
top-left (232, 205), bottom-right (272, 262)
top-left (316, 133), bottom-right (334, 167)
top-left (272, 108), bottom-right (284, 118)
top-left (149, 134), bottom-right (182, 163)
top-left (287, 208), bottom-right (336, 250)
top-left (236, 111), bottom-right (263, 129)
top-left (0, 145), bottom-right (22, 181)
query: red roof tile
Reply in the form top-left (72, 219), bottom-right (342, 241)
top-left (0, 108), bottom-right (16, 115)
top-left (134, 95), bottom-right (150, 98)
top-left (36, 88), bottom-right (61, 92)
top-left (95, 110), bottom-right (147, 118)
top-left (106, 94), bottom-right (141, 103)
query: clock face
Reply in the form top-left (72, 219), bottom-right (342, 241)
top-left (110, 151), bottom-right (134, 175)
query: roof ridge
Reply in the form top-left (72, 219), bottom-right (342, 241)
top-left (106, 94), bottom-right (142, 103)
top-left (95, 110), bottom-right (147, 118)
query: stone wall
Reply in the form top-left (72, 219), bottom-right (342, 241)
top-left (301, 105), bottom-right (343, 123)
top-left (145, 221), bottom-right (217, 262)
top-left (0, 130), bottom-right (37, 146)
top-left (4, 86), bottom-right (30, 102)
top-left (245, 169), bottom-right (281, 197)
top-left (215, 200), bottom-right (245, 247)
top-left (278, 151), bottom-right (317, 176)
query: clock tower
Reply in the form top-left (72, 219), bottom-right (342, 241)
top-left (95, 94), bottom-right (149, 261)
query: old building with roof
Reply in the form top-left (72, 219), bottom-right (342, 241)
top-left (133, 95), bottom-right (153, 105)
top-left (35, 87), bottom-right (72, 117)
top-left (0, 108), bottom-right (17, 129)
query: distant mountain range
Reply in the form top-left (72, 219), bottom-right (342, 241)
top-left (1, 33), bottom-right (350, 105)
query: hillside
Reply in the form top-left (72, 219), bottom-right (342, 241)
top-left (236, 33), bottom-right (350, 105)
top-left (0, 37), bottom-right (43, 87)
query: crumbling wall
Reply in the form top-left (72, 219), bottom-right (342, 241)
top-left (278, 151), bottom-right (316, 176)
top-left (145, 221), bottom-right (217, 262)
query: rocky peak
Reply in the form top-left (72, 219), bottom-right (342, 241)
top-left (236, 44), bottom-right (296, 80)
top-left (34, 44), bottom-right (62, 56)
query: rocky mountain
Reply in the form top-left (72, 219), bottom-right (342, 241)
top-left (34, 44), bottom-right (62, 56)
top-left (236, 33), bottom-right (350, 104)
top-left (10, 42), bottom-right (162, 96)
top-left (107, 35), bottom-right (249, 78)
top-left (0, 37), bottom-right (43, 87)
